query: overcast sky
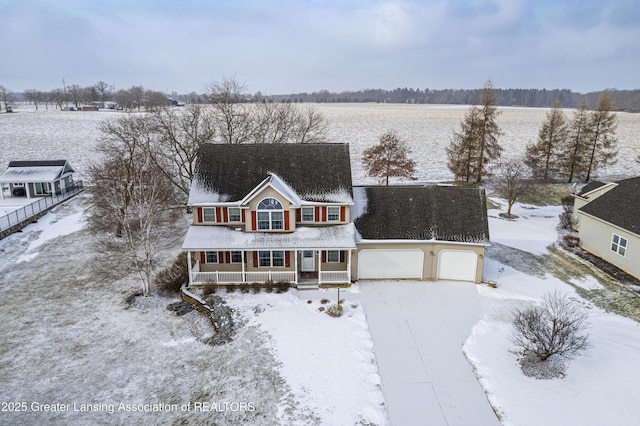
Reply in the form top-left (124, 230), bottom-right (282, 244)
top-left (1, 0), bottom-right (639, 95)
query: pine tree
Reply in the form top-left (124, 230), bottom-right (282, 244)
top-left (447, 80), bottom-right (502, 184)
top-left (524, 101), bottom-right (568, 181)
top-left (447, 106), bottom-right (481, 182)
top-left (474, 81), bottom-right (503, 183)
top-left (583, 91), bottom-right (618, 181)
top-left (362, 130), bottom-right (416, 185)
top-left (561, 102), bottom-right (591, 183)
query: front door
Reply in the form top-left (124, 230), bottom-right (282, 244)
top-left (301, 250), bottom-right (315, 271)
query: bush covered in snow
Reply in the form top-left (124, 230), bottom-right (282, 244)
top-left (154, 251), bottom-right (189, 294)
top-left (512, 291), bottom-right (590, 376)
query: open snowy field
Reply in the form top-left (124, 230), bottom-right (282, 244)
top-left (2, 103), bottom-right (639, 184)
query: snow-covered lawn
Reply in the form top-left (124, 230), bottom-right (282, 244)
top-left (465, 200), bottom-right (640, 425)
top-left (0, 195), bottom-right (386, 426)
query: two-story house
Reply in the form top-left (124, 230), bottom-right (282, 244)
top-left (182, 143), bottom-right (357, 287)
top-left (182, 143), bottom-right (490, 287)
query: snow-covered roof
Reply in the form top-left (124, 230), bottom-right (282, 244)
top-left (0, 166), bottom-right (65, 183)
top-left (187, 176), bottom-right (231, 205)
top-left (182, 223), bottom-right (357, 250)
top-left (1, 160), bottom-right (74, 183)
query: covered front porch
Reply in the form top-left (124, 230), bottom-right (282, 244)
top-left (186, 249), bottom-right (352, 287)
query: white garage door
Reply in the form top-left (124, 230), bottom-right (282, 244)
top-left (358, 249), bottom-right (424, 279)
top-left (437, 250), bottom-right (477, 282)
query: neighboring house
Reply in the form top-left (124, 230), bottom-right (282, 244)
top-left (182, 144), bottom-right (490, 287)
top-left (0, 160), bottom-right (76, 199)
top-left (572, 176), bottom-right (640, 280)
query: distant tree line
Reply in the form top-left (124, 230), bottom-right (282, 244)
top-left (263, 87), bottom-right (640, 112)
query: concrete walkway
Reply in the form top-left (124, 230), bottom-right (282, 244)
top-left (355, 281), bottom-right (500, 426)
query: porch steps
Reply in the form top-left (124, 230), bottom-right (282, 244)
top-left (296, 283), bottom-right (320, 290)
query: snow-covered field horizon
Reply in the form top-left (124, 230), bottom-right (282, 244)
top-left (2, 103), bottom-right (639, 185)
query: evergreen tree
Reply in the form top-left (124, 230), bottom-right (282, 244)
top-left (447, 106), bottom-right (481, 182)
top-left (524, 101), bottom-right (568, 181)
top-left (583, 91), bottom-right (618, 181)
top-left (362, 130), bottom-right (416, 185)
top-left (561, 102), bottom-right (591, 183)
top-left (446, 80), bottom-right (502, 183)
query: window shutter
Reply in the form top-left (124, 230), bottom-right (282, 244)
top-left (322, 207), bottom-right (327, 222)
top-left (340, 206), bottom-right (346, 222)
top-left (315, 206), bottom-right (320, 222)
top-left (285, 251), bottom-right (290, 267)
top-left (216, 207), bottom-right (222, 223)
top-left (321, 251), bottom-right (326, 262)
top-left (241, 209), bottom-right (246, 223)
top-left (251, 211), bottom-right (257, 230)
top-left (225, 251), bottom-right (230, 263)
top-left (218, 251), bottom-right (224, 263)
top-left (296, 209), bottom-right (301, 222)
top-left (200, 251), bottom-right (205, 263)
top-left (253, 251), bottom-right (258, 266)
top-left (197, 208), bottom-right (203, 223)
top-left (223, 208), bottom-right (229, 223)
top-left (284, 211), bottom-right (290, 230)
top-left (243, 251), bottom-right (248, 264)
top-left (340, 251), bottom-right (345, 263)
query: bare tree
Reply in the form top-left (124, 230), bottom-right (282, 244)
top-left (89, 115), bottom-right (177, 296)
top-left (48, 89), bottom-right (67, 110)
top-left (207, 76), bottom-right (254, 144)
top-left (67, 84), bottom-right (84, 109)
top-left (494, 158), bottom-right (529, 216)
top-left (23, 89), bottom-right (45, 111)
top-left (144, 90), bottom-right (169, 112)
top-left (150, 104), bottom-right (216, 197)
top-left (362, 130), bottom-right (416, 185)
top-left (512, 291), bottom-right (590, 362)
top-left (525, 101), bottom-right (568, 181)
top-left (93, 81), bottom-right (112, 102)
top-left (252, 101), bottom-right (300, 144)
top-left (295, 105), bottom-right (328, 143)
top-left (583, 91), bottom-right (618, 182)
top-left (0, 85), bottom-right (16, 112)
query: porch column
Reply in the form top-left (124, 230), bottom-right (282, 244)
top-left (318, 250), bottom-right (322, 285)
top-left (26, 183), bottom-right (32, 199)
top-left (241, 251), bottom-right (246, 282)
top-left (187, 251), bottom-right (193, 287)
top-left (347, 249), bottom-right (352, 283)
top-left (294, 250), bottom-right (298, 284)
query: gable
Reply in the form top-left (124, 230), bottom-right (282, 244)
top-left (579, 177), bottom-right (640, 235)
top-left (0, 160), bottom-right (73, 183)
top-left (353, 185), bottom-right (490, 244)
top-left (190, 144), bottom-right (353, 204)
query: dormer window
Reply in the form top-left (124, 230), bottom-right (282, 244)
top-left (257, 198), bottom-right (284, 230)
top-left (327, 206), bottom-right (340, 221)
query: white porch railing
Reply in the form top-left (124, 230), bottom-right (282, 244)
top-left (191, 268), bottom-right (296, 285)
top-left (320, 271), bottom-right (350, 283)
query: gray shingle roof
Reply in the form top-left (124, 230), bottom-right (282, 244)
top-left (579, 177), bottom-right (640, 235)
top-left (192, 143), bottom-right (353, 203)
top-left (577, 180), bottom-right (606, 196)
top-left (353, 185), bottom-right (490, 244)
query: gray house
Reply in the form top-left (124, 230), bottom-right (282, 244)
top-left (0, 160), bottom-right (75, 199)
top-left (182, 144), bottom-right (490, 287)
top-left (573, 177), bottom-right (640, 280)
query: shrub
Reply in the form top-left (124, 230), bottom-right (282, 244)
top-left (239, 283), bottom-right (250, 293)
top-left (512, 291), bottom-right (590, 363)
top-left (320, 298), bottom-right (330, 304)
top-left (326, 304), bottom-right (343, 317)
top-left (557, 195), bottom-right (574, 230)
top-left (562, 234), bottom-right (580, 248)
top-left (225, 285), bottom-right (235, 293)
top-left (154, 251), bottom-right (190, 294)
top-left (274, 280), bottom-right (290, 293)
top-left (251, 282), bottom-right (261, 294)
top-left (202, 283), bottom-right (217, 295)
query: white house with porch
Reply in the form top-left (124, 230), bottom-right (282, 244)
top-left (0, 160), bottom-right (76, 199)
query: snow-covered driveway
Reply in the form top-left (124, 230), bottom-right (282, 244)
top-left (357, 281), bottom-right (500, 426)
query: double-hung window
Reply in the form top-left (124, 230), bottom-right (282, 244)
top-left (205, 251), bottom-right (218, 263)
top-left (258, 250), bottom-right (285, 267)
top-left (326, 250), bottom-right (340, 262)
top-left (611, 234), bottom-right (627, 256)
top-left (231, 251), bottom-right (243, 263)
top-left (301, 206), bottom-right (315, 222)
top-left (202, 207), bottom-right (216, 223)
top-left (257, 198), bottom-right (284, 230)
top-left (228, 207), bottom-right (241, 222)
top-left (327, 206), bottom-right (340, 221)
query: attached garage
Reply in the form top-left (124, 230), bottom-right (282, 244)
top-left (357, 249), bottom-right (424, 279)
top-left (437, 250), bottom-right (478, 282)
